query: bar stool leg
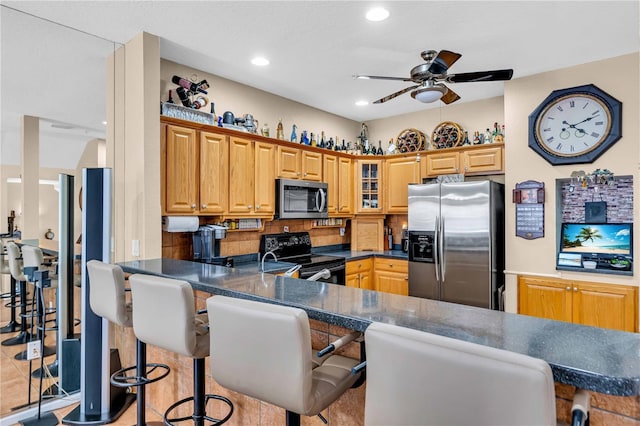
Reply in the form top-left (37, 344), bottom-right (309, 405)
top-left (0, 276), bottom-right (21, 333)
top-left (2, 280), bottom-right (32, 346)
top-left (137, 339), bottom-right (146, 426)
top-left (193, 358), bottom-right (205, 426)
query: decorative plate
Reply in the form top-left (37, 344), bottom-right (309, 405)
top-left (396, 128), bottom-right (427, 153)
top-left (432, 121), bottom-right (463, 149)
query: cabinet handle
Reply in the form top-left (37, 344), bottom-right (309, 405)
top-left (573, 287), bottom-right (578, 292)
top-left (297, 172), bottom-right (301, 176)
top-left (191, 204), bottom-right (196, 209)
top-left (405, 276), bottom-right (408, 280)
top-left (201, 204), bottom-right (207, 209)
top-left (247, 205), bottom-right (252, 209)
top-left (304, 172), bottom-right (307, 176)
top-left (566, 286), bottom-right (571, 291)
top-left (256, 204), bottom-right (261, 210)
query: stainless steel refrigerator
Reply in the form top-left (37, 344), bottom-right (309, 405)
top-left (408, 180), bottom-right (505, 309)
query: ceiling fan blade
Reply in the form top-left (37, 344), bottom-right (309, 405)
top-left (354, 74), bottom-right (414, 82)
top-left (440, 85), bottom-right (461, 105)
top-left (373, 85), bottom-right (420, 104)
top-left (447, 69), bottom-right (514, 83)
top-left (427, 50), bottom-right (462, 75)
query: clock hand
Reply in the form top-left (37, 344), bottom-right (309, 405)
top-left (563, 116), bottom-right (597, 128)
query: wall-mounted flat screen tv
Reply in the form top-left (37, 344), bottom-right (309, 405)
top-left (561, 223), bottom-right (632, 255)
top-left (559, 223), bottom-right (633, 273)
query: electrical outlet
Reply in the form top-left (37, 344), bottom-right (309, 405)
top-left (340, 227), bottom-right (345, 236)
top-left (132, 240), bottom-right (140, 257)
top-left (27, 340), bottom-right (41, 360)
top-left (283, 226), bottom-right (289, 233)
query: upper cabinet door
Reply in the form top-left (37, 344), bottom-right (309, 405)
top-left (277, 145), bottom-right (301, 179)
top-left (165, 125), bottom-right (198, 214)
top-left (301, 151), bottom-right (322, 181)
top-left (199, 131), bottom-right (227, 214)
top-left (254, 141), bottom-right (276, 215)
top-left (228, 136), bottom-right (255, 213)
top-left (337, 157), bottom-right (353, 215)
top-left (323, 154), bottom-right (338, 214)
top-left (385, 156), bottom-right (420, 214)
top-left (462, 145), bottom-right (503, 174)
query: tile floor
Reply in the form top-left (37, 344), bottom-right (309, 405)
top-left (0, 277), bottom-right (164, 425)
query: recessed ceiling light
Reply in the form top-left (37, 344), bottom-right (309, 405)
top-left (366, 7), bottom-right (389, 22)
top-left (102, 121), bottom-right (107, 125)
top-left (355, 100), bottom-right (369, 106)
top-left (251, 56), bottom-right (270, 66)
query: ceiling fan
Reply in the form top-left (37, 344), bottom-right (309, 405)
top-left (355, 49), bottom-right (514, 105)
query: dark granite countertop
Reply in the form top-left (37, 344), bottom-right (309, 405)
top-left (119, 258), bottom-right (640, 397)
top-left (312, 248), bottom-right (408, 261)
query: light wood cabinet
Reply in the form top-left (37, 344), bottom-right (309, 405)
top-left (346, 258), bottom-right (373, 290)
top-left (518, 275), bottom-right (637, 332)
top-left (323, 154), bottom-right (339, 214)
top-left (374, 258), bottom-right (408, 296)
top-left (384, 155), bottom-right (421, 213)
top-left (422, 144), bottom-right (504, 178)
top-left (199, 131), bottom-right (228, 214)
top-left (277, 146), bottom-right (322, 181)
top-left (462, 145), bottom-right (503, 174)
top-left (356, 160), bottom-right (383, 213)
top-left (228, 136), bottom-right (275, 217)
top-left (163, 124), bottom-right (227, 215)
top-left (323, 155), bottom-right (353, 216)
top-left (351, 216), bottom-right (384, 251)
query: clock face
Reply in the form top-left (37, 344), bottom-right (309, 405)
top-left (535, 94), bottom-right (611, 157)
top-left (528, 84), bottom-right (622, 165)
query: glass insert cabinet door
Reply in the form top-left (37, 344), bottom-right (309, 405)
top-left (358, 160), bottom-right (382, 212)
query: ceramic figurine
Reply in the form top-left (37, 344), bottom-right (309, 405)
top-left (277, 119), bottom-right (284, 140)
top-left (291, 124), bottom-right (298, 142)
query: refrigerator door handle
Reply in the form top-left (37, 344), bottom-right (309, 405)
top-left (440, 215), bottom-right (446, 283)
top-left (434, 215), bottom-right (440, 283)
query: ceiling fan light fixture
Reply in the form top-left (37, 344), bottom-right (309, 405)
top-left (355, 100), bottom-right (369, 106)
top-left (411, 85), bottom-right (447, 103)
top-left (365, 7), bottom-right (389, 22)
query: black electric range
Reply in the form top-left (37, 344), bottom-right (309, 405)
top-left (259, 232), bottom-right (345, 284)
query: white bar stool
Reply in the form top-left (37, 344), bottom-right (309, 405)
top-left (87, 261), bottom-right (171, 426)
top-left (2, 242), bottom-right (32, 346)
top-left (206, 295), bottom-right (363, 426)
top-left (129, 274), bottom-right (233, 426)
top-left (363, 322), bottom-right (590, 426)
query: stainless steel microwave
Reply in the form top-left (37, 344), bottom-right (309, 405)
top-left (276, 179), bottom-right (328, 219)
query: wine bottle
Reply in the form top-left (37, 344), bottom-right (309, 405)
top-left (341, 139), bottom-right (346, 151)
top-left (376, 140), bottom-right (384, 155)
top-left (320, 131), bottom-right (326, 149)
top-left (167, 90), bottom-right (175, 104)
top-left (171, 75), bottom-right (209, 94)
top-left (192, 96), bottom-right (208, 109)
top-left (310, 132), bottom-right (317, 147)
top-left (462, 131), bottom-right (470, 145)
top-left (176, 87), bottom-right (191, 107)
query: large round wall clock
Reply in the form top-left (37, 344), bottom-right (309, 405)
top-left (528, 84), bottom-right (622, 165)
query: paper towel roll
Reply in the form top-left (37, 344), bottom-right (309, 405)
top-left (162, 216), bottom-right (199, 232)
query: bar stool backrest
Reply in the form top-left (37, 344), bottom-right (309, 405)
top-left (86, 260), bottom-right (132, 327)
top-left (0, 240), bottom-right (9, 274)
top-left (208, 296), bottom-right (313, 415)
top-left (21, 245), bottom-right (44, 269)
top-left (129, 274), bottom-right (205, 358)
top-left (6, 242), bottom-right (27, 282)
top-left (364, 322), bottom-right (557, 426)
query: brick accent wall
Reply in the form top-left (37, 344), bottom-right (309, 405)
top-left (561, 175), bottom-right (633, 223)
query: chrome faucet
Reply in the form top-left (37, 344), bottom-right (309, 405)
top-left (260, 250), bottom-right (278, 272)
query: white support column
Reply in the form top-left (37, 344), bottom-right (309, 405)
top-left (21, 115), bottom-right (39, 240)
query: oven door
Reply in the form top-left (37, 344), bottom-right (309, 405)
top-left (299, 262), bottom-right (345, 285)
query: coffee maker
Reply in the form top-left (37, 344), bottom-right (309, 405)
top-left (193, 225), bottom-right (233, 267)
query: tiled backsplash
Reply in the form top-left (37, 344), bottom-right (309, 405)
top-left (162, 215), bottom-right (409, 260)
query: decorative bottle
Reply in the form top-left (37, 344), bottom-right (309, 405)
top-left (310, 132), bottom-right (317, 147)
top-left (377, 140), bottom-right (384, 155)
top-left (276, 120), bottom-right (284, 140)
top-left (290, 124), bottom-right (298, 142)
